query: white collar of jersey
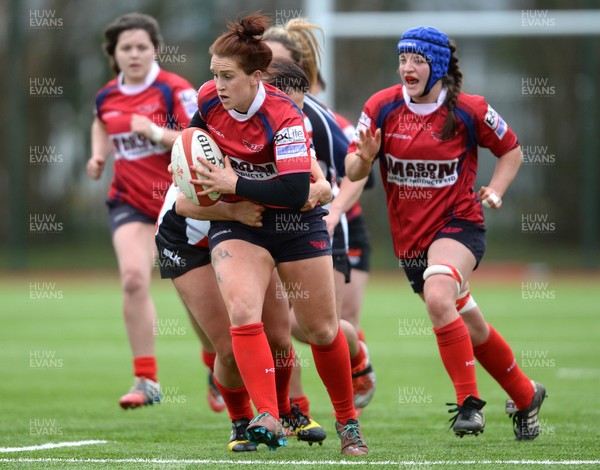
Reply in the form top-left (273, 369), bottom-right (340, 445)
top-left (118, 61), bottom-right (160, 96)
top-left (403, 86), bottom-right (448, 116)
top-left (228, 81), bottom-right (266, 122)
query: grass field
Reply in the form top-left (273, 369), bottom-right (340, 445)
top-left (1, 269), bottom-right (599, 469)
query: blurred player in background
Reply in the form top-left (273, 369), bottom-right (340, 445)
top-left (263, 18), bottom-right (375, 417)
top-left (346, 26), bottom-right (546, 440)
top-left (187, 13), bottom-right (368, 455)
top-left (86, 13), bottom-right (197, 409)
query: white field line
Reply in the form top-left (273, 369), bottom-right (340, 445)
top-left (1, 458), bottom-right (600, 465)
top-left (556, 367), bottom-right (600, 379)
top-left (0, 440), bottom-right (107, 453)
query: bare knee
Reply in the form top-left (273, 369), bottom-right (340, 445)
top-left (424, 286), bottom-right (456, 324)
top-left (304, 323), bottom-right (338, 346)
top-left (266, 332), bottom-right (291, 356)
top-left (227, 298), bottom-right (261, 326)
top-left (121, 268), bottom-right (148, 297)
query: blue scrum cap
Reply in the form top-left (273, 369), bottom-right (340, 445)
top-left (397, 26), bottom-right (451, 95)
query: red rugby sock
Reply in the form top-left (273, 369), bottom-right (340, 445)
top-left (274, 347), bottom-right (294, 416)
top-left (310, 328), bottom-right (355, 423)
top-left (474, 324), bottom-right (534, 410)
top-left (213, 376), bottom-right (254, 421)
top-left (357, 329), bottom-right (367, 343)
top-left (133, 356), bottom-right (157, 383)
top-left (230, 322), bottom-right (278, 417)
top-left (202, 349), bottom-right (216, 373)
top-left (433, 317), bottom-right (478, 404)
top-left (350, 341), bottom-right (366, 369)
top-left (291, 395), bottom-right (311, 418)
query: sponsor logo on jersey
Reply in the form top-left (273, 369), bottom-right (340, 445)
top-left (208, 124), bottom-right (224, 139)
top-left (274, 125), bottom-right (305, 145)
top-left (137, 102), bottom-right (159, 114)
top-left (179, 88), bottom-right (198, 118)
top-left (354, 112), bottom-right (372, 140)
top-left (275, 143), bottom-right (307, 160)
top-left (242, 139), bottom-right (264, 152)
top-left (386, 132), bottom-right (412, 140)
top-left (229, 157), bottom-right (278, 180)
top-left (385, 155), bottom-right (458, 188)
top-left (358, 112), bottom-right (371, 128)
top-left (111, 132), bottom-right (165, 160)
top-left (484, 105), bottom-right (508, 139)
top-left (103, 111), bottom-right (121, 119)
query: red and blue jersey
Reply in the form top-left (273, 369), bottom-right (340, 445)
top-left (95, 64), bottom-right (197, 218)
top-left (349, 84), bottom-right (519, 259)
top-left (197, 80), bottom-right (310, 206)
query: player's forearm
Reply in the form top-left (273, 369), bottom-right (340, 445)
top-left (175, 194), bottom-right (235, 221)
top-left (91, 117), bottom-right (111, 159)
top-left (310, 158), bottom-right (333, 205)
top-left (345, 152), bottom-right (373, 182)
top-left (330, 176), bottom-right (368, 215)
top-left (487, 146), bottom-right (523, 197)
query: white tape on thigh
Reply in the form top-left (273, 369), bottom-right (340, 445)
top-left (423, 264), bottom-right (463, 295)
top-left (455, 290), bottom-right (478, 314)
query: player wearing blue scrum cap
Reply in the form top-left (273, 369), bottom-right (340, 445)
top-left (346, 26), bottom-right (546, 440)
top-left (396, 26), bottom-right (452, 96)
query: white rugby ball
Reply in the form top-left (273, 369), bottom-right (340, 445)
top-left (171, 127), bottom-right (225, 206)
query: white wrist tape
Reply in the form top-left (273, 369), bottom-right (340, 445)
top-left (149, 123), bottom-right (164, 144)
top-left (482, 192), bottom-right (500, 208)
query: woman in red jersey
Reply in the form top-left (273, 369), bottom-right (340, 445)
top-left (153, 60), bottom-right (332, 452)
top-left (346, 26), bottom-right (546, 440)
top-left (86, 13), bottom-right (197, 409)
top-left (187, 14), bottom-right (367, 455)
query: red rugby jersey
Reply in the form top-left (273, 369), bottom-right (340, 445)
top-left (95, 64), bottom-right (197, 218)
top-left (197, 80), bottom-right (310, 206)
top-left (349, 84), bottom-right (518, 259)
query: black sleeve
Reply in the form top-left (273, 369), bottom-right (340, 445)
top-left (235, 172), bottom-right (310, 209)
top-left (188, 111), bottom-right (208, 131)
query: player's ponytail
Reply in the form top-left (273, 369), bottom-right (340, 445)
top-left (263, 18), bottom-right (323, 90)
top-left (440, 43), bottom-right (462, 141)
top-left (229, 14), bottom-right (269, 43)
top-left (210, 13), bottom-right (272, 74)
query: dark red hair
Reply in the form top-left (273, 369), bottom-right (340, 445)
top-left (209, 13), bottom-right (272, 75)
